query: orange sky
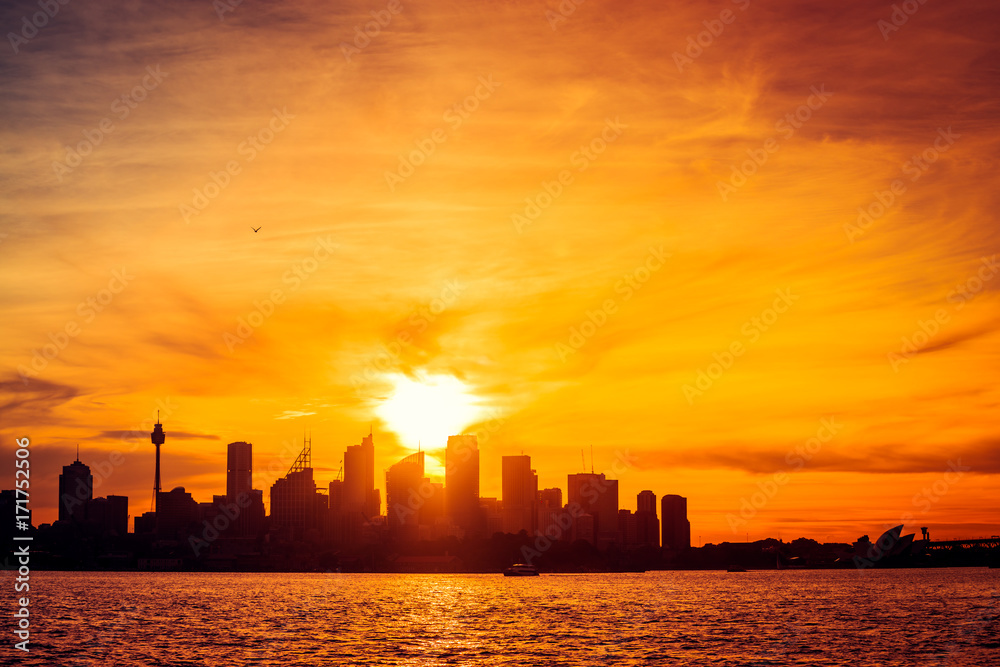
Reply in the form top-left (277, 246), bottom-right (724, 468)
top-left (1, 0), bottom-right (998, 544)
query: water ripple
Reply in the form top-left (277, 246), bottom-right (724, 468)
top-left (1, 569), bottom-right (997, 666)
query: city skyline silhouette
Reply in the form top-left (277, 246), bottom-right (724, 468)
top-left (2, 0), bottom-right (998, 664)
top-left (3, 416), bottom-right (992, 577)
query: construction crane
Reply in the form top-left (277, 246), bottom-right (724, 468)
top-left (336, 459), bottom-right (343, 481)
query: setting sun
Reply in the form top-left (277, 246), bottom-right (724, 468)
top-left (375, 372), bottom-right (485, 454)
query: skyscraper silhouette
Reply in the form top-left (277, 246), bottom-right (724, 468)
top-left (567, 472), bottom-right (618, 549)
top-left (502, 455), bottom-right (537, 535)
top-left (618, 509), bottom-right (638, 549)
top-left (58, 456), bottom-right (92, 523)
top-left (226, 441), bottom-right (264, 538)
top-left (537, 487), bottom-right (563, 538)
top-left (155, 486), bottom-right (199, 539)
top-left (637, 490), bottom-right (656, 514)
top-left (385, 450), bottom-right (424, 540)
top-left (661, 494), bottom-right (691, 551)
top-left (328, 480), bottom-right (343, 514)
top-left (85, 494), bottom-right (129, 537)
top-left (344, 431), bottom-right (379, 518)
top-left (636, 490), bottom-right (659, 548)
top-left (270, 436), bottom-right (322, 540)
top-left (226, 442), bottom-right (252, 501)
top-left (446, 435), bottom-right (483, 537)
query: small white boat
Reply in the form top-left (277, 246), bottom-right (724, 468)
top-left (503, 563), bottom-right (539, 576)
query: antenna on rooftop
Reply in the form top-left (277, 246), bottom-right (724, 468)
top-left (288, 433), bottom-right (311, 474)
top-left (590, 444), bottom-right (594, 474)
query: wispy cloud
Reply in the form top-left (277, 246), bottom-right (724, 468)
top-left (275, 411), bottom-right (317, 420)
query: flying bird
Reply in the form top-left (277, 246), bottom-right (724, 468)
top-left (251, 226), bottom-right (261, 233)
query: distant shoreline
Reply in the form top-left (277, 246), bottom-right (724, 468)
top-left (24, 563), bottom-right (998, 575)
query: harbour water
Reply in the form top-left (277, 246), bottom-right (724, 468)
top-left (6, 568), bottom-right (998, 665)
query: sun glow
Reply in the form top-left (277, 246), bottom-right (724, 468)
top-left (375, 373), bottom-right (485, 453)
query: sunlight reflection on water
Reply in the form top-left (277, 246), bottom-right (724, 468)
top-left (5, 568), bottom-right (998, 666)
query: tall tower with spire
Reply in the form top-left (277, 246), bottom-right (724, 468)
top-left (151, 412), bottom-right (165, 512)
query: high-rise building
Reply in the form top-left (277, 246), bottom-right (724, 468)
top-left (328, 480), bottom-right (343, 514)
top-left (224, 441), bottom-right (264, 538)
top-left (270, 469), bottom-right (319, 539)
top-left (105, 495), bottom-right (129, 536)
top-left (134, 511), bottom-right (156, 534)
top-left (538, 487), bottom-right (562, 509)
top-left (597, 478), bottom-right (618, 548)
top-left (661, 494), bottom-right (691, 551)
top-left (636, 490), bottom-right (659, 548)
top-left (637, 490), bottom-right (656, 514)
top-left (86, 495), bottom-right (129, 536)
top-left (327, 478), bottom-right (346, 542)
top-left (618, 509), bottom-right (638, 549)
top-left (567, 472), bottom-right (618, 548)
top-left (574, 511), bottom-right (596, 545)
top-left (156, 487), bottom-right (199, 538)
top-left (246, 489), bottom-right (265, 537)
top-left (502, 455), bottom-right (537, 535)
top-left (385, 450), bottom-right (424, 539)
top-left (420, 481), bottom-right (445, 538)
top-left (537, 487), bottom-right (564, 538)
top-left (269, 437), bottom-right (322, 540)
top-left (446, 435), bottom-right (483, 537)
top-left (480, 497), bottom-right (503, 536)
top-left (344, 431), bottom-right (379, 518)
top-left (342, 444), bottom-right (363, 512)
top-left (58, 456), bottom-right (92, 523)
top-left (226, 442), bottom-right (252, 502)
